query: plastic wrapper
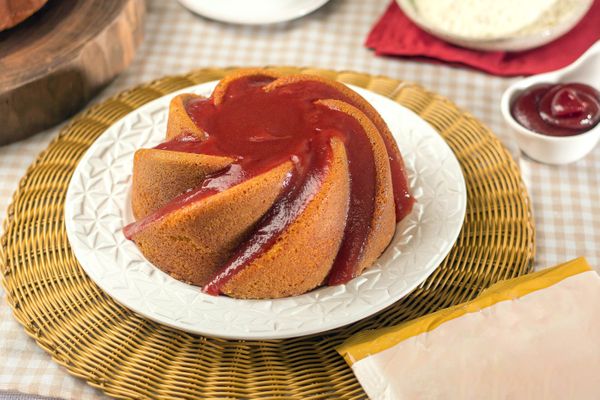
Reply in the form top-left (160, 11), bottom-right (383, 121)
top-left (337, 258), bottom-right (600, 400)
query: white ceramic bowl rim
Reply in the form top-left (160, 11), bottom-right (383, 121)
top-left (177, 0), bottom-right (330, 25)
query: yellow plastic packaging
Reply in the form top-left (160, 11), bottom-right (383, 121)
top-left (337, 258), bottom-right (600, 400)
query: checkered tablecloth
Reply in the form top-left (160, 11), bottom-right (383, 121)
top-left (1, 0), bottom-right (598, 399)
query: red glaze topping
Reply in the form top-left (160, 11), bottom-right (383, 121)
top-left (511, 83), bottom-right (600, 137)
top-left (154, 134), bottom-right (206, 153)
top-left (123, 162), bottom-right (267, 239)
top-left (125, 75), bottom-right (413, 294)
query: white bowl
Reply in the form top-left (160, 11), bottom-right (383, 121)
top-left (177, 0), bottom-right (330, 25)
top-left (396, 0), bottom-right (593, 52)
top-left (500, 40), bottom-right (600, 165)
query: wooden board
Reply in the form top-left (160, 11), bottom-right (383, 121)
top-left (0, 0), bottom-right (145, 145)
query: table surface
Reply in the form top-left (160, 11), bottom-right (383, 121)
top-left (1, 0), bottom-right (598, 399)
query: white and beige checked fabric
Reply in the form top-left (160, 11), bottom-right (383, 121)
top-left (1, 0), bottom-right (598, 399)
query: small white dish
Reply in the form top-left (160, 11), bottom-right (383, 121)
top-left (500, 40), bottom-right (600, 164)
top-left (64, 81), bottom-right (466, 340)
top-left (178, 0), bottom-right (330, 25)
top-left (396, 0), bottom-right (593, 52)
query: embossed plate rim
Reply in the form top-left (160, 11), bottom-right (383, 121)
top-left (64, 82), bottom-right (466, 339)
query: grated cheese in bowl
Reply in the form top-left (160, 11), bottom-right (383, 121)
top-left (411, 0), bottom-right (586, 40)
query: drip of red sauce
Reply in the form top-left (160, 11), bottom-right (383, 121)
top-left (154, 134), bottom-right (206, 153)
top-left (203, 135), bottom-right (334, 295)
top-left (125, 75), bottom-right (413, 294)
top-left (511, 83), bottom-right (600, 137)
top-left (123, 162), bottom-right (279, 239)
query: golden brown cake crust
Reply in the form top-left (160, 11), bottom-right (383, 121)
top-left (131, 162), bottom-right (293, 287)
top-left (264, 73), bottom-right (409, 184)
top-left (221, 138), bottom-right (350, 299)
top-left (166, 94), bottom-right (207, 140)
top-left (316, 99), bottom-right (395, 277)
top-left (211, 69), bottom-right (283, 106)
top-left (132, 149), bottom-right (233, 219)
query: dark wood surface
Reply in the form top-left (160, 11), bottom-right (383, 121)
top-left (0, 0), bottom-right (145, 145)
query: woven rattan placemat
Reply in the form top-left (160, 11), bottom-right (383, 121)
top-left (1, 67), bottom-right (535, 399)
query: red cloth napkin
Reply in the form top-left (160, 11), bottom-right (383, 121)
top-left (367, 1), bottom-right (600, 76)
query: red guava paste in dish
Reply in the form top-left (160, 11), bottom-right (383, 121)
top-left (124, 75), bottom-right (413, 294)
top-left (511, 83), bottom-right (600, 137)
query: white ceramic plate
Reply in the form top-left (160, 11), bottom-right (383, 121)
top-left (178, 0), bottom-right (330, 25)
top-left (65, 82), bottom-right (467, 340)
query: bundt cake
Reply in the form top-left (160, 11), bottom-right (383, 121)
top-left (123, 69), bottom-right (414, 299)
